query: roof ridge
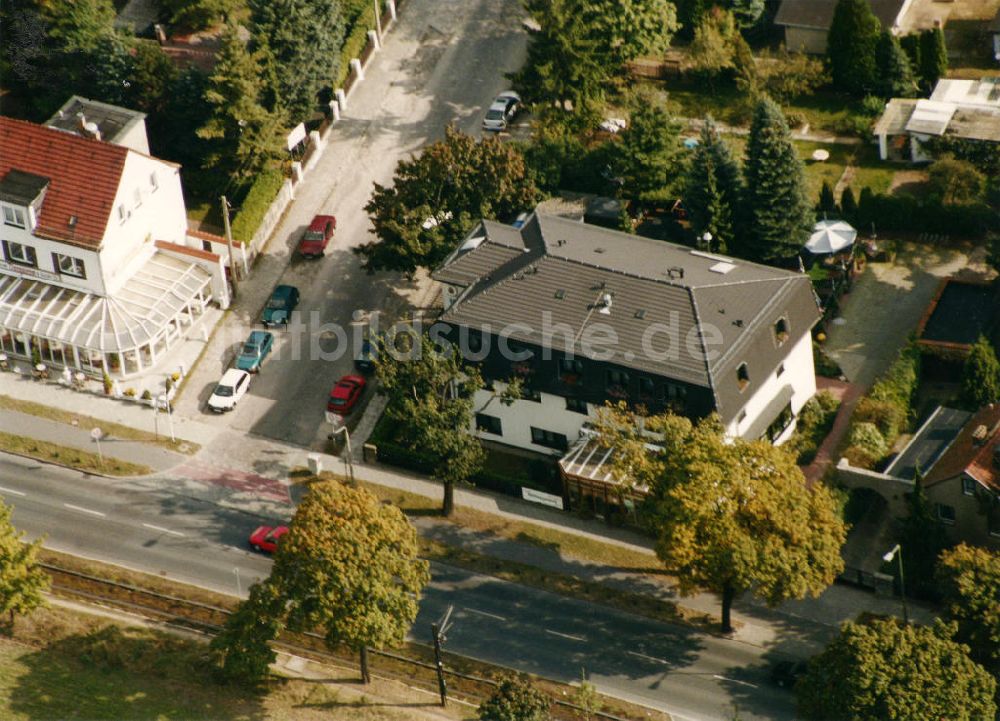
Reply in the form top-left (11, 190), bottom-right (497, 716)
top-left (0, 115), bottom-right (130, 156)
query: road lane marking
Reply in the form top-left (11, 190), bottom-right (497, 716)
top-left (463, 607), bottom-right (506, 622)
top-left (627, 650), bottom-right (672, 665)
top-left (544, 629), bottom-right (585, 642)
top-left (142, 523), bottom-right (185, 538)
top-left (0, 486), bottom-right (26, 497)
top-left (713, 675), bottom-right (759, 689)
top-left (63, 503), bottom-right (105, 517)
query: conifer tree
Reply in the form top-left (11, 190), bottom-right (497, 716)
top-left (919, 26), bottom-right (947, 90)
top-left (826, 0), bottom-right (881, 95)
top-left (198, 23), bottom-right (286, 179)
top-left (817, 181), bottom-right (837, 215)
top-left (249, 0), bottom-right (345, 118)
top-left (840, 186), bottom-right (858, 219)
top-left (741, 98), bottom-right (813, 263)
top-left (875, 30), bottom-right (916, 98)
top-left (685, 117), bottom-right (741, 254)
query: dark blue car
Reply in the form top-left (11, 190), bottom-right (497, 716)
top-left (235, 330), bottom-right (274, 373)
top-left (261, 285), bottom-right (299, 327)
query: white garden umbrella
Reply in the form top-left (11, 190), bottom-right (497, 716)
top-left (805, 219), bottom-right (857, 255)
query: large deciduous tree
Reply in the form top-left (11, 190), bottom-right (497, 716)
top-left (684, 117), bottom-right (742, 254)
top-left (579, 0), bottom-right (679, 66)
top-left (0, 501), bottom-right (49, 633)
top-left (599, 408), bottom-right (846, 634)
top-left (826, 0), bottom-right (881, 95)
top-left (198, 23), bottom-right (285, 179)
top-left (272, 480), bottom-right (429, 683)
top-left (962, 336), bottom-right (1000, 408)
top-left (740, 97), bottom-right (813, 263)
top-left (357, 126), bottom-right (538, 276)
top-left (375, 332), bottom-right (486, 516)
top-left (249, 0), bottom-right (345, 118)
top-left (689, 7), bottom-right (737, 80)
top-left (796, 618), bottom-right (997, 720)
top-left (936, 544), bottom-right (1000, 669)
top-left (875, 30), bottom-right (916, 98)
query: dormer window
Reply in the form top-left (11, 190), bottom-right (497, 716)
top-left (736, 362), bottom-right (749, 391)
top-left (774, 317), bottom-right (789, 345)
top-left (2, 205), bottom-right (26, 228)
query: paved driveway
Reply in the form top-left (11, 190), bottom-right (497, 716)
top-left (174, 0), bottom-right (528, 449)
top-left (824, 241), bottom-right (987, 389)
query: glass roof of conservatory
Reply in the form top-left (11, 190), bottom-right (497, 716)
top-left (0, 252), bottom-right (211, 354)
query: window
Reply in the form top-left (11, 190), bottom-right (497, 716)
top-left (737, 410), bottom-right (747, 423)
top-left (531, 427), bottom-right (568, 451)
top-left (776, 363), bottom-right (785, 378)
top-left (53, 253), bottom-right (86, 279)
top-left (3, 240), bottom-right (36, 267)
top-left (522, 387), bottom-right (541, 402)
top-left (664, 383), bottom-right (687, 401)
top-left (962, 477), bottom-right (976, 496)
top-left (937, 503), bottom-right (956, 525)
top-left (606, 369), bottom-right (629, 388)
top-left (566, 397), bottom-right (588, 414)
top-left (559, 358), bottom-right (583, 384)
top-left (134, 188), bottom-right (142, 208)
top-left (2, 205), bottom-right (26, 228)
top-left (475, 413), bottom-right (502, 435)
top-left (638, 378), bottom-right (654, 396)
top-left (988, 501), bottom-right (1000, 538)
top-left (774, 317), bottom-right (789, 344)
top-left (766, 402), bottom-right (794, 442)
top-left (117, 204), bottom-right (127, 223)
top-left (736, 363), bottom-right (749, 390)
top-left (150, 172), bottom-right (158, 191)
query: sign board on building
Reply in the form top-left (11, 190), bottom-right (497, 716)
top-left (521, 487), bottom-right (564, 510)
top-left (0, 261), bottom-right (59, 283)
top-left (286, 123), bottom-right (307, 152)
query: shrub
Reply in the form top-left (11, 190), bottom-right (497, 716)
top-left (853, 396), bottom-right (904, 439)
top-left (846, 422), bottom-right (888, 463)
top-left (230, 167), bottom-right (286, 243)
top-left (141, 389), bottom-right (153, 401)
top-left (855, 188), bottom-right (995, 237)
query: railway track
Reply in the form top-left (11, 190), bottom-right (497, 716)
top-left (41, 562), bottom-right (639, 721)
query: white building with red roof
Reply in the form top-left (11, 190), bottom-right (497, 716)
top-left (0, 104), bottom-right (229, 378)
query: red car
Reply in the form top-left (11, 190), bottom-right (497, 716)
top-left (248, 525), bottom-right (288, 554)
top-left (297, 214), bottom-right (336, 258)
top-left (327, 374), bottom-right (366, 415)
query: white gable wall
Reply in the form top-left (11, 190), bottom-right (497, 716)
top-left (98, 152), bottom-right (187, 295)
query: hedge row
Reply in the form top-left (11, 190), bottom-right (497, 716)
top-left (849, 189), bottom-right (996, 238)
top-left (229, 167), bottom-right (286, 243)
top-left (333, 0), bottom-right (388, 89)
top-left (843, 343), bottom-right (921, 469)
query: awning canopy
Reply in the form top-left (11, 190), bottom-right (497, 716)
top-left (805, 219), bottom-right (857, 255)
top-left (0, 251), bottom-right (211, 354)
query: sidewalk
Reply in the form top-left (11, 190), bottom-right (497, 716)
top-left (0, 409), bottom-right (188, 472)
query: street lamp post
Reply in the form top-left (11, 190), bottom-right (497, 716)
top-left (882, 543), bottom-right (908, 624)
top-left (327, 416), bottom-right (354, 482)
top-left (701, 231), bottom-right (712, 252)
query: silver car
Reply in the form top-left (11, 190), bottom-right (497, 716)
top-left (482, 91), bottom-right (521, 131)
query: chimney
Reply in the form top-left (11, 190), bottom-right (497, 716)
top-left (598, 292), bottom-right (612, 315)
top-left (76, 113), bottom-right (101, 141)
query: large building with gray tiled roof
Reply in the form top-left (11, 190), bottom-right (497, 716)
top-left (432, 211), bottom-right (822, 455)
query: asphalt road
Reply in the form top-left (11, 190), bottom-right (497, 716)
top-left (176, 0), bottom-right (529, 451)
top-left (0, 454), bottom-right (796, 721)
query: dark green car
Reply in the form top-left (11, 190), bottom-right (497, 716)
top-left (261, 285), bottom-right (299, 327)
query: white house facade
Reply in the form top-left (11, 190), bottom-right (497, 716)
top-left (0, 106), bottom-right (229, 378)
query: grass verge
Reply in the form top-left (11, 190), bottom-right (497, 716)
top-left (0, 394), bottom-right (197, 455)
top-left (0, 432), bottom-right (152, 476)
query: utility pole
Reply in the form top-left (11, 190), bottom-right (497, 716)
top-left (431, 605), bottom-right (453, 707)
top-left (221, 195), bottom-right (238, 301)
top-left (374, 0), bottom-right (382, 38)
